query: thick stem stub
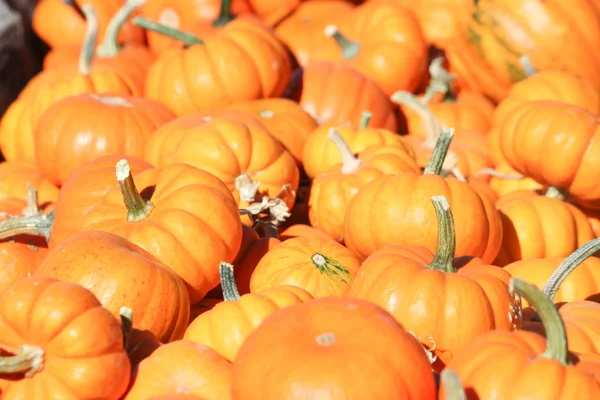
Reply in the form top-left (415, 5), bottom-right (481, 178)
top-left (424, 127), bottom-right (455, 175)
top-left (324, 25), bottom-right (360, 59)
top-left (441, 369), bottom-right (467, 400)
top-left (220, 261), bottom-right (241, 301)
top-left (116, 159), bottom-right (154, 222)
top-left (0, 345), bottom-right (45, 377)
top-left (427, 196), bottom-right (457, 273)
top-left (0, 211), bottom-right (54, 243)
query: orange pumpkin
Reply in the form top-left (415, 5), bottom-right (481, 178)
top-left (80, 160), bottom-right (243, 303)
top-left (278, 223), bottom-right (335, 241)
top-left (479, 162), bottom-right (545, 198)
top-left (35, 93), bottom-right (175, 187)
top-left (137, 15), bottom-right (291, 115)
top-left (0, 161), bottom-right (59, 206)
top-left (0, 277), bottom-right (131, 399)
top-left (232, 296), bottom-right (437, 399)
top-left (349, 195), bottom-right (520, 371)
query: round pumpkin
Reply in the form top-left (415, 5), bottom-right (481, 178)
top-left (0, 161), bottom-right (59, 206)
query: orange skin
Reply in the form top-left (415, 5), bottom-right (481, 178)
top-left (486, 126), bottom-right (504, 166)
top-left (227, 98), bottom-right (318, 165)
top-left (144, 112), bottom-right (300, 212)
top-left (125, 340), bottom-right (233, 400)
top-left (278, 223), bottom-right (336, 241)
top-left (494, 191), bottom-right (596, 266)
top-left (440, 330), bottom-right (600, 399)
top-left (0, 277), bottom-right (131, 399)
top-left (250, 236), bottom-right (362, 298)
top-left (232, 297), bottom-right (437, 400)
top-left (144, 16), bottom-right (291, 115)
top-left (49, 154), bottom-right (153, 248)
top-left (467, 177), bottom-right (500, 203)
top-left (80, 163), bottom-right (243, 303)
top-left (190, 298), bottom-right (222, 323)
top-left (275, 1), bottom-right (355, 66)
top-left (0, 161), bottom-right (59, 205)
top-left (289, 61), bottom-right (398, 131)
top-left (349, 245), bottom-right (520, 372)
top-left (444, 0), bottom-right (600, 102)
top-left (302, 124), bottom-right (414, 179)
top-left (499, 101), bottom-right (600, 207)
top-left (310, 1), bottom-right (428, 96)
top-left (247, 0), bottom-right (302, 26)
top-left (344, 174), bottom-right (503, 263)
top-left (32, 0), bottom-right (145, 48)
top-left (127, 330), bottom-right (163, 368)
top-left (35, 231), bottom-right (191, 343)
top-left (487, 162), bottom-right (544, 198)
top-left (35, 93), bottom-right (175, 187)
top-left (184, 285), bottom-right (313, 362)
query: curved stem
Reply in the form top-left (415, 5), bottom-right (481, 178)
top-left (475, 168), bottom-right (524, 180)
top-left (79, 4), bottom-right (99, 76)
top-left (358, 111), bottom-right (372, 130)
top-left (427, 196), bottom-right (457, 273)
top-left (520, 55), bottom-right (537, 77)
top-left (391, 91), bottom-right (440, 146)
top-left (96, 0), bottom-right (146, 57)
top-left (0, 211), bottom-right (54, 242)
top-left (212, 0), bottom-right (234, 27)
top-left (422, 57), bottom-right (457, 104)
top-left (120, 306), bottom-right (133, 349)
top-left (510, 278), bottom-right (567, 365)
top-left (324, 25), bottom-right (360, 59)
top-left (424, 127), bottom-right (455, 175)
top-left (441, 369), bottom-right (466, 400)
top-left (312, 253), bottom-right (353, 286)
top-left (0, 345), bottom-right (45, 378)
top-left (542, 237), bottom-right (600, 301)
top-left (220, 262), bottom-right (241, 301)
top-left (544, 186), bottom-right (567, 201)
top-left (328, 128), bottom-right (361, 174)
top-left (132, 16), bottom-right (204, 46)
top-left (116, 159), bottom-right (154, 222)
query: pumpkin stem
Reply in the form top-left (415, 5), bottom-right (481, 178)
top-left (62, 0), bottom-right (85, 19)
top-left (358, 111), bottom-right (372, 130)
top-left (544, 186), bottom-right (567, 201)
top-left (391, 91), bottom-right (440, 146)
top-left (520, 55), bottom-right (537, 77)
top-left (475, 168), bottom-right (524, 180)
top-left (120, 306), bottom-right (133, 349)
top-left (427, 196), bottom-right (457, 273)
top-left (324, 25), bottom-right (360, 59)
top-left (441, 369), bottom-right (467, 400)
top-left (422, 57), bottom-right (457, 104)
top-left (132, 16), bottom-right (204, 46)
top-left (312, 253), bottom-right (353, 286)
top-left (220, 261), bottom-right (241, 301)
top-left (0, 210), bottom-right (54, 242)
top-left (423, 127), bottom-right (455, 175)
top-left (254, 219), bottom-right (280, 239)
top-left (0, 345), bottom-right (45, 377)
top-left (235, 173), bottom-right (261, 203)
top-left (509, 278), bottom-right (568, 365)
top-left (542, 237), bottom-right (600, 301)
top-left (79, 4), bottom-right (99, 76)
top-left (96, 0), bottom-right (145, 57)
top-left (116, 159), bottom-right (154, 222)
top-left (22, 184), bottom-right (41, 217)
top-left (328, 128), bottom-right (361, 174)
top-left (213, 0), bottom-right (234, 27)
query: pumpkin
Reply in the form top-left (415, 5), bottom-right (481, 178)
top-left (246, 0), bottom-right (303, 26)
top-left (444, 0), bottom-right (600, 102)
top-left (344, 128), bottom-right (502, 263)
top-left (0, 161), bottom-right (59, 206)
top-left (227, 98), bottom-right (318, 165)
top-left (144, 112), bottom-right (300, 212)
top-left (32, 0), bottom-right (145, 48)
top-left (287, 61), bottom-right (398, 130)
top-left (583, 207), bottom-right (600, 237)
top-left (486, 127), bottom-right (505, 166)
top-left (35, 230), bottom-right (190, 343)
top-left (308, 128), bottom-right (421, 241)
top-left (231, 296), bottom-right (437, 399)
top-left (310, 1), bottom-right (428, 96)
top-left (302, 112), bottom-right (414, 178)
top-left (79, 160), bottom-right (243, 303)
top-left (35, 93), bottom-right (175, 187)
top-left (0, 276), bottom-right (131, 399)
top-left (43, 0), bottom-right (155, 93)
top-left (439, 278), bottom-right (600, 399)
top-left (0, 4), bottom-right (138, 162)
top-left (136, 14), bottom-right (291, 115)
top-left (478, 162), bottom-right (544, 198)
top-left (190, 298), bottom-right (222, 323)
top-left (250, 236), bottom-right (362, 297)
top-left (278, 223), bottom-right (335, 241)
top-left (124, 340), bottom-right (233, 400)
top-left (185, 262), bottom-right (313, 361)
top-left (349, 195), bottom-right (520, 371)
top-left (49, 154), bottom-right (153, 248)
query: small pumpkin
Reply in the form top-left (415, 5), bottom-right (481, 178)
top-left (0, 161), bottom-right (59, 206)
top-left (278, 223), bottom-right (335, 242)
top-left (477, 162), bottom-right (544, 198)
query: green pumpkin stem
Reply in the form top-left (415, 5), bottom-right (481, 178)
top-left (544, 186), bottom-right (567, 201)
top-left (116, 159), bottom-right (154, 222)
top-left (0, 345), bottom-right (45, 377)
top-left (441, 369), bottom-right (467, 400)
top-left (423, 127), bottom-right (455, 175)
top-left (422, 57), bottom-right (457, 104)
top-left (96, 0), bottom-right (145, 57)
top-left (254, 219), bottom-right (280, 239)
top-left (220, 262), bottom-right (241, 301)
top-left (542, 237), bottom-right (600, 301)
top-left (213, 0), bottom-right (234, 27)
top-left (324, 25), bottom-right (360, 59)
top-left (120, 306), bottom-right (133, 349)
top-left (427, 196), bottom-right (457, 273)
top-left (358, 111), bottom-right (372, 130)
top-left (328, 128), bottom-right (361, 174)
top-left (520, 55), bottom-right (537, 77)
top-left (312, 253), bottom-right (353, 286)
top-left (509, 278), bottom-right (568, 365)
top-left (0, 211), bottom-right (54, 242)
top-left (79, 4), bottom-right (99, 76)
top-left (132, 16), bottom-right (204, 46)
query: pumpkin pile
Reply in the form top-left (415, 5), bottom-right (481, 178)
top-left (1, 0), bottom-right (600, 398)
